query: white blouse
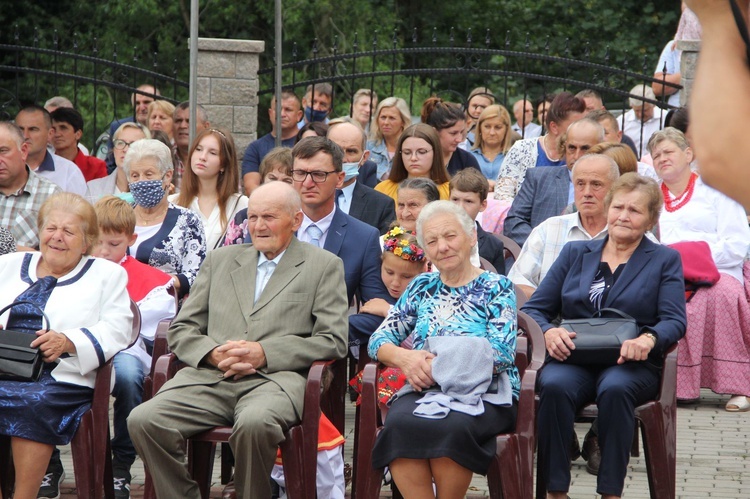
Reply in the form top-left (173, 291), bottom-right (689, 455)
top-left (659, 177), bottom-right (750, 282)
top-left (169, 193), bottom-right (248, 250)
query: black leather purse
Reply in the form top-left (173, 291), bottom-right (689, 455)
top-left (0, 301), bottom-right (50, 382)
top-left (560, 308), bottom-right (639, 365)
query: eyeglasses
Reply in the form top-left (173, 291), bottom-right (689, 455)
top-left (113, 139), bottom-right (137, 151)
top-left (400, 148), bottom-right (433, 158)
top-left (291, 170), bottom-right (338, 183)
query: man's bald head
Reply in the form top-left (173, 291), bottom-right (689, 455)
top-left (564, 118), bottom-right (605, 169)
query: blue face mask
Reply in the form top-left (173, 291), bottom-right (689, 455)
top-left (342, 153), bottom-right (365, 182)
top-left (129, 178), bottom-right (166, 208)
top-left (304, 106), bottom-right (328, 123)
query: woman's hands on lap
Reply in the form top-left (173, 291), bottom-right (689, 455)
top-left (395, 348), bottom-right (436, 392)
top-left (617, 335), bottom-right (654, 364)
top-left (31, 329), bottom-right (75, 363)
top-left (544, 327), bottom-right (576, 362)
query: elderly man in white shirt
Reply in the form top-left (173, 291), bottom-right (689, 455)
top-left (622, 84), bottom-right (665, 159)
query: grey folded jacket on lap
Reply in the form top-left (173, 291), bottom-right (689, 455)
top-left (389, 335), bottom-right (513, 419)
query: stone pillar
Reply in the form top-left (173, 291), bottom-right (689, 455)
top-left (196, 38), bottom-right (265, 158)
top-left (677, 40), bottom-right (700, 107)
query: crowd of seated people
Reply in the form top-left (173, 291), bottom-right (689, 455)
top-left (2, 70), bottom-right (749, 499)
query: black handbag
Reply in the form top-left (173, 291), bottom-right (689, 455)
top-left (559, 308), bottom-right (639, 365)
top-left (0, 301), bottom-right (50, 382)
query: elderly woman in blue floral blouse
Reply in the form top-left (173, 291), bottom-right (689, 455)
top-left (367, 200), bottom-right (518, 498)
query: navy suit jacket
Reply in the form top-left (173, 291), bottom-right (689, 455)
top-left (349, 181), bottom-right (397, 235)
top-left (477, 223), bottom-right (506, 275)
top-left (504, 166), bottom-right (570, 247)
top-left (521, 237), bottom-right (687, 362)
top-left (358, 160), bottom-right (379, 189)
top-left (323, 207), bottom-right (390, 305)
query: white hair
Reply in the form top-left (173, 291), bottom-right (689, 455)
top-left (415, 200), bottom-right (475, 248)
top-left (628, 84), bottom-right (656, 108)
top-left (122, 139), bottom-right (174, 176)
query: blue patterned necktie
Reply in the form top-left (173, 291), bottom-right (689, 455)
top-left (306, 224), bottom-right (323, 248)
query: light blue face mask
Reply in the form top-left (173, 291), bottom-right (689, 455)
top-left (342, 153), bottom-right (365, 182)
top-left (116, 192), bottom-right (135, 204)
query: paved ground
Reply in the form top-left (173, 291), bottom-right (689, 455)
top-left (53, 389), bottom-right (747, 498)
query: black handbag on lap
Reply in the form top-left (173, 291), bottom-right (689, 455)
top-left (559, 308), bottom-right (639, 365)
top-left (0, 301), bottom-right (50, 382)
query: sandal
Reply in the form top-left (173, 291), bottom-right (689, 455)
top-left (725, 395), bottom-right (750, 412)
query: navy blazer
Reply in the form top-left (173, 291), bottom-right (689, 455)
top-left (358, 160), bottom-right (379, 189)
top-left (521, 237), bottom-right (686, 360)
top-left (349, 181), bottom-right (397, 235)
top-left (323, 207), bottom-right (390, 305)
top-left (477, 223), bottom-right (506, 275)
top-left (504, 166), bottom-right (570, 247)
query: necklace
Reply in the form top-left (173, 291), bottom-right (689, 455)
top-left (662, 172), bottom-right (698, 212)
top-left (541, 134), bottom-right (561, 162)
top-left (136, 205), bottom-right (168, 225)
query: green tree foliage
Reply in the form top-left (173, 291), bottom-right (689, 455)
top-left (1, 0), bottom-right (680, 139)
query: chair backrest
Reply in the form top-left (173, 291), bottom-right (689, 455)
top-left (479, 257), bottom-right (497, 273)
top-left (516, 310), bottom-right (545, 374)
top-left (514, 283), bottom-right (528, 308)
top-left (493, 232), bottom-right (522, 271)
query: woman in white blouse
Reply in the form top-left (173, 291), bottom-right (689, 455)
top-left (170, 128), bottom-right (247, 250)
top-left (649, 127), bottom-right (750, 412)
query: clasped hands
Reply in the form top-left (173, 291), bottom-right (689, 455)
top-left (396, 348), bottom-right (436, 392)
top-left (208, 340), bottom-right (267, 380)
top-left (544, 327), bottom-right (655, 364)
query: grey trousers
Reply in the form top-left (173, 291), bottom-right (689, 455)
top-left (128, 375), bottom-right (299, 499)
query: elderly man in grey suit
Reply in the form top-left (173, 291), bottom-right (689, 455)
top-left (127, 182), bottom-right (349, 499)
top-left (504, 118), bottom-right (604, 247)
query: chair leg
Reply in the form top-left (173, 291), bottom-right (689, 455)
top-left (71, 414), bottom-right (96, 498)
top-left (488, 437), bottom-right (523, 499)
top-left (638, 409), bottom-right (676, 499)
top-left (188, 440), bottom-right (217, 499)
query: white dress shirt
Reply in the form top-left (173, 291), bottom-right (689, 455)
top-left (299, 207), bottom-right (336, 248)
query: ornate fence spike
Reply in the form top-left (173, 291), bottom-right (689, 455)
top-left (466, 28), bottom-right (472, 47)
top-left (412, 27), bottom-right (418, 44)
top-left (485, 29), bottom-right (491, 49)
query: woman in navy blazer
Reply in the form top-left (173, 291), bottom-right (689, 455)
top-left (522, 173), bottom-right (687, 499)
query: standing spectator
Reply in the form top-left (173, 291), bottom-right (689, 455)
top-left (298, 83), bottom-right (333, 128)
top-left (621, 84), bottom-right (664, 159)
top-left (0, 122), bottom-right (61, 250)
top-left (242, 91), bottom-right (302, 194)
top-left (50, 107), bottom-right (107, 182)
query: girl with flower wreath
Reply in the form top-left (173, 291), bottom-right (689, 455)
top-left (350, 226), bottom-right (428, 405)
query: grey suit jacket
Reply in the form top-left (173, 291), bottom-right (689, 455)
top-left (503, 166), bottom-right (570, 247)
top-left (164, 237), bottom-right (349, 417)
top-left (349, 181), bottom-right (397, 234)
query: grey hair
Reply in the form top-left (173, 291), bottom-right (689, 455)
top-left (0, 122), bottom-right (25, 149)
top-left (415, 200), bottom-right (475, 248)
top-left (327, 117), bottom-right (367, 151)
top-left (628, 84), bottom-right (656, 108)
top-left (647, 127), bottom-right (690, 154)
top-left (113, 122), bottom-right (151, 142)
top-left (122, 139), bottom-right (174, 176)
top-left (44, 96), bottom-right (73, 109)
top-left (571, 153), bottom-right (620, 182)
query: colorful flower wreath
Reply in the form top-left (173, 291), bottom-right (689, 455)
top-left (382, 226), bottom-right (425, 262)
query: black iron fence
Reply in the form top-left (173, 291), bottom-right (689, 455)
top-left (258, 28), bottom-right (681, 136)
top-left (0, 26), bottom-right (188, 147)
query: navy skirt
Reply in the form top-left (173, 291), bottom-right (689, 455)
top-left (0, 365), bottom-right (94, 445)
top-left (371, 391), bottom-right (518, 475)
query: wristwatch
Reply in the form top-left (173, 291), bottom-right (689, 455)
top-left (640, 331), bottom-right (657, 346)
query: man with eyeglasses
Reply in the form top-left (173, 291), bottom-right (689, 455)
top-left (291, 136), bottom-right (390, 306)
top-left (504, 118), bottom-right (604, 247)
top-left (15, 105), bottom-right (87, 195)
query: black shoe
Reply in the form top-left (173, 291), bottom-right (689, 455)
top-left (37, 463), bottom-right (65, 499)
top-left (113, 465), bottom-right (132, 499)
top-left (581, 430), bottom-right (601, 476)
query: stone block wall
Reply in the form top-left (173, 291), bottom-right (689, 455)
top-left (677, 40), bottom-right (700, 107)
top-left (196, 38), bottom-right (265, 160)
